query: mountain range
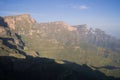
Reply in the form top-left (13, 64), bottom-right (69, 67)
top-left (0, 14), bottom-right (120, 80)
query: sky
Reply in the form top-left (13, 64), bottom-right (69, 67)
top-left (0, 0), bottom-right (120, 38)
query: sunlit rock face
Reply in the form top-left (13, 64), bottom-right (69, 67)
top-left (4, 14), bottom-right (36, 30)
top-left (51, 21), bottom-right (77, 31)
top-left (4, 16), bottom-right (15, 30)
top-left (0, 26), bottom-right (6, 35)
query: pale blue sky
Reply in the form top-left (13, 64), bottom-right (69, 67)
top-left (0, 0), bottom-right (120, 38)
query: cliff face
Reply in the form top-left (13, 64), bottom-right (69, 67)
top-left (0, 14), bottom-right (120, 53)
top-left (0, 14), bottom-right (120, 55)
top-left (0, 14), bottom-right (36, 58)
top-left (48, 21), bottom-right (77, 31)
top-left (4, 14), bottom-right (36, 30)
top-left (0, 27), bottom-right (6, 35)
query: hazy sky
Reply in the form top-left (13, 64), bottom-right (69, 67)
top-left (0, 0), bottom-right (120, 38)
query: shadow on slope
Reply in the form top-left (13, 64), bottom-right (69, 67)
top-left (0, 56), bottom-right (119, 80)
top-left (0, 37), bottom-right (27, 56)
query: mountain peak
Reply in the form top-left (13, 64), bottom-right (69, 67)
top-left (16, 14), bottom-right (30, 17)
top-left (4, 14), bottom-right (31, 18)
top-left (3, 14), bottom-right (36, 30)
top-left (36, 21), bottom-right (77, 31)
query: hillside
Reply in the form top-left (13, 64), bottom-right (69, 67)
top-left (0, 14), bottom-right (120, 79)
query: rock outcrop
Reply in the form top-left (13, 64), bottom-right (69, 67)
top-left (0, 27), bottom-right (6, 35)
top-left (4, 14), bottom-right (36, 30)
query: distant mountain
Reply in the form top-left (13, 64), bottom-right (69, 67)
top-left (0, 14), bottom-right (120, 78)
top-left (73, 25), bottom-right (120, 53)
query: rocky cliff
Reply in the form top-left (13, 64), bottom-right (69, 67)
top-left (4, 14), bottom-right (36, 30)
top-left (0, 14), bottom-right (38, 58)
top-left (0, 14), bottom-right (120, 78)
